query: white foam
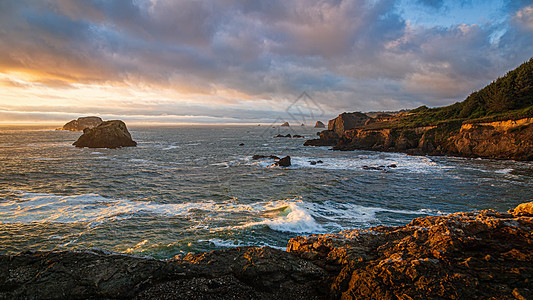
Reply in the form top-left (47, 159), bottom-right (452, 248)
top-left (162, 145), bottom-right (180, 150)
top-left (1, 191), bottom-right (443, 234)
top-left (247, 153), bottom-right (450, 174)
top-left (494, 168), bottom-right (514, 174)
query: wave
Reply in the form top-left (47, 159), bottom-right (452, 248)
top-left (1, 191), bottom-right (441, 234)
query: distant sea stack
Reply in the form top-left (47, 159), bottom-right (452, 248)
top-left (73, 120), bottom-right (137, 149)
top-left (58, 116), bottom-right (103, 131)
top-left (305, 58), bottom-right (533, 161)
top-left (281, 122), bottom-right (290, 127)
top-left (314, 121), bottom-right (325, 128)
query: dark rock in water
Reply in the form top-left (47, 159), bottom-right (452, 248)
top-left (58, 116), bottom-right (102, 131)
top-left (239, 143), bottom-right (245, 146)
top-left (275, 134), bottom-right (292, 138)
top-left (388, 164), bottom-right (397, 168)
top-left (310, 161), bottom-right (317, 165)
top-left (73, 120), bottom-right (137, 149)
top-left (252, 155), bottom-right (280, 160)
top-left (293, 134), bottom-right (304, 138)
top-left (300, 124), bottom-right (305, 126)
top-left (314, 121), bottom-right (325, 128)
top-left (281, 122), bottom-right (290, 127)
top-left (285, 134), bottom-right (291, 138)
top-left (273, 156), bottom-right (291, 167)
top-left (316, 160), bottom-right (323, 164)
top-left (309, 160), bottom-right (323, 165)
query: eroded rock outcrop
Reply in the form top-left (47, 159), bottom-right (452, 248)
top-left (328, 112), bottom-right (370, 137)
top-left (0, 202), bottom-right (531, 299)
top-left (58, 116), bottom-right (102, 131)
top-left (73, 120), bottom-right (137, 149)
top-left (288, 202), bottom-right (533, 299)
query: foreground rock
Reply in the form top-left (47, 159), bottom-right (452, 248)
top-left (73, 120), bottom-right (137, 149)
top-left (0, 247), bottom-right (325, 299)
top-left (288, 202), bottom-right (533, 299)
top-left (1, 202), bottom-right (531, 299)
top-left (58, 116), bottom-right (102, 131)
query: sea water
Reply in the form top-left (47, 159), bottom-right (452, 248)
top-left (0, 125), bottom-right (531, 259)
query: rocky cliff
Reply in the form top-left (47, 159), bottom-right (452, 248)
top-left (58, 116), bottom-right (102, 131)
top-left (73, 120), bottom-right (137, 149)
top-left (1, 202), bottom-right (531, 299)
top-left (329, 118), bottom-right (533, 160)
top-left (328, 112), bottom-right (370, 137)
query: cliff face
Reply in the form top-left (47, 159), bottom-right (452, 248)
top-left (328, 112), bottom-right (370, 137)
top-left (1, 202), bottom-right (531, 299)
top-left (312, 118), bottom-right (533, 161)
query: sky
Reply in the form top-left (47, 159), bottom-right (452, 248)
top-left (0, 0), bottom-right (532, 125)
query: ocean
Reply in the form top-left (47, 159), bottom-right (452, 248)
top-left (0, 125), bottom-right (531, 259)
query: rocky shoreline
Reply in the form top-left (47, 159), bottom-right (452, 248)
top-left (1, 202), bottom-right (531, 299)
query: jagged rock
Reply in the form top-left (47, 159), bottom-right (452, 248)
top-left (293, 135), bottom-right (304, 138)
top-left (328, 112), bottom-right (370, 137)
top-left (288, 202), bottom-right (533, 299)
top-left (0, 247), bottom-right (326, 299)
top-left (309, 160), bottom-right (323, 165)
top-left (509, 202), bottom-right (533, 216)
top-left (252, 155), bottom-right (280, 160)
top-left (273, 156), bottom-right (291, 167)
top-left (73, 120), bottom-right (137, 149)
top-left (275, 134), bottom-right (292, 138)
top-left (58, 116), bottom-right (102, 131)
top-left (314, 121), bottom-right (326, 128)
top-left (281, 122), bottom-right (290, 127)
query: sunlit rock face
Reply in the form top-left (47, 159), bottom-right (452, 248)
top-left (59, 116), bottom-right (103, 131)
top-left (73, 120), bottom-right (136, 149)
top-left (327, 112), bottom-right (370, 137)
top-left (288, 202), bottom-right (533, 299)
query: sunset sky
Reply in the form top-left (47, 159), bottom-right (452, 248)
top-left (1, 0), bottom-right (532, 125)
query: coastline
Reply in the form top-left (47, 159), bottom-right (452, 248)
top-left (2, 202), bottom-right (531, 299)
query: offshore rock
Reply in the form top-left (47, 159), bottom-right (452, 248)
top-left (273, 156), bottom-right (291, 167)
top-left (281, 122), bottom-right (290, 127)
top-left (314, 121), bottom-right (326, 128)
top-left (58, 116), bottom-right (102, 131)
top-left (73, 120), bottom-right (137, 149)
top-left (288, 202), bottom-right (533, 299)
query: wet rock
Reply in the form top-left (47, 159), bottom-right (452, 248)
top-left (293, 135), bottom-right (304, 138)
top-left (273, 156), bottom-right (291, 167)
top-left (275, 134), bottom-right (292, 138)
top-left (239, 143), bottom-right (245, 146)
top-left (58, 116), bottom-right (102, 131)
top-left (73, 120), bottom-right (137, 149)
top-left (309, 160), bottom-right (323, 165)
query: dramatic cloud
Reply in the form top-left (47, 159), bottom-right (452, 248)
top-left (0, 0), bottom-right (531, 124)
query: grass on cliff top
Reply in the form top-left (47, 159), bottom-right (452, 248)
top-left (373, 58), bottom-right (533, 129)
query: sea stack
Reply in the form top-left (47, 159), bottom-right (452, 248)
top-left (314, 121), bottom-right (325, 128)
top-left (59, 116), bottom-right (103, 131)
top-left (73, 120), bottom-right (137, 149)
top-left (281, 122), bottom-right (290, 127)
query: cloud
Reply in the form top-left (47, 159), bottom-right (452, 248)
top-left (0, 0), bottom-right (532, 124)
